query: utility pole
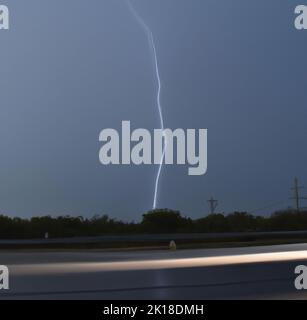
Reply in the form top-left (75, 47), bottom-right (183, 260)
top-left (290, 177), bottom-right (307, 212)
top-left (207, 196), bottom-right (218, 214)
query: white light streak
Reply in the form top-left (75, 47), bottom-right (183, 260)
top-left (126, 0), bottom-right (166, 209)
top-left (11, 250), bottom-right (307, 275)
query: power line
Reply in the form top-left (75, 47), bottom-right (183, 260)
top-left (250, 200), bottom-right (287, 214)
top-left (208, 178), bottom-right (307, 216)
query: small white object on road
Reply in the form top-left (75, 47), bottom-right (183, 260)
top-left (169, 240), bottom-right (177, 251)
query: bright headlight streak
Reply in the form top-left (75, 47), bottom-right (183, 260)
top-left (11, 250), bottom-right (307, 275)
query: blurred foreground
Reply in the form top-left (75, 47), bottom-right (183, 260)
top-left (0, 244), bottom-right (307, 299)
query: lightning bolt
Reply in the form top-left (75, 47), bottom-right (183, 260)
top-left (126, 0), bottom-right (166, 209)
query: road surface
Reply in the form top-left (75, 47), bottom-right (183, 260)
top-left (1, 243), bottom-right (307, 299)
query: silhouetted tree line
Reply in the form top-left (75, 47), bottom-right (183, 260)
top-left (0, 209), bottom-right (307, 239)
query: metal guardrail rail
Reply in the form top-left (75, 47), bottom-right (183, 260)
top-left (0, 231), bottom-right (307, 246)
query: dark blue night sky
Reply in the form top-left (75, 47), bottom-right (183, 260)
top-left (0, 0), bottom-right (306, 220)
